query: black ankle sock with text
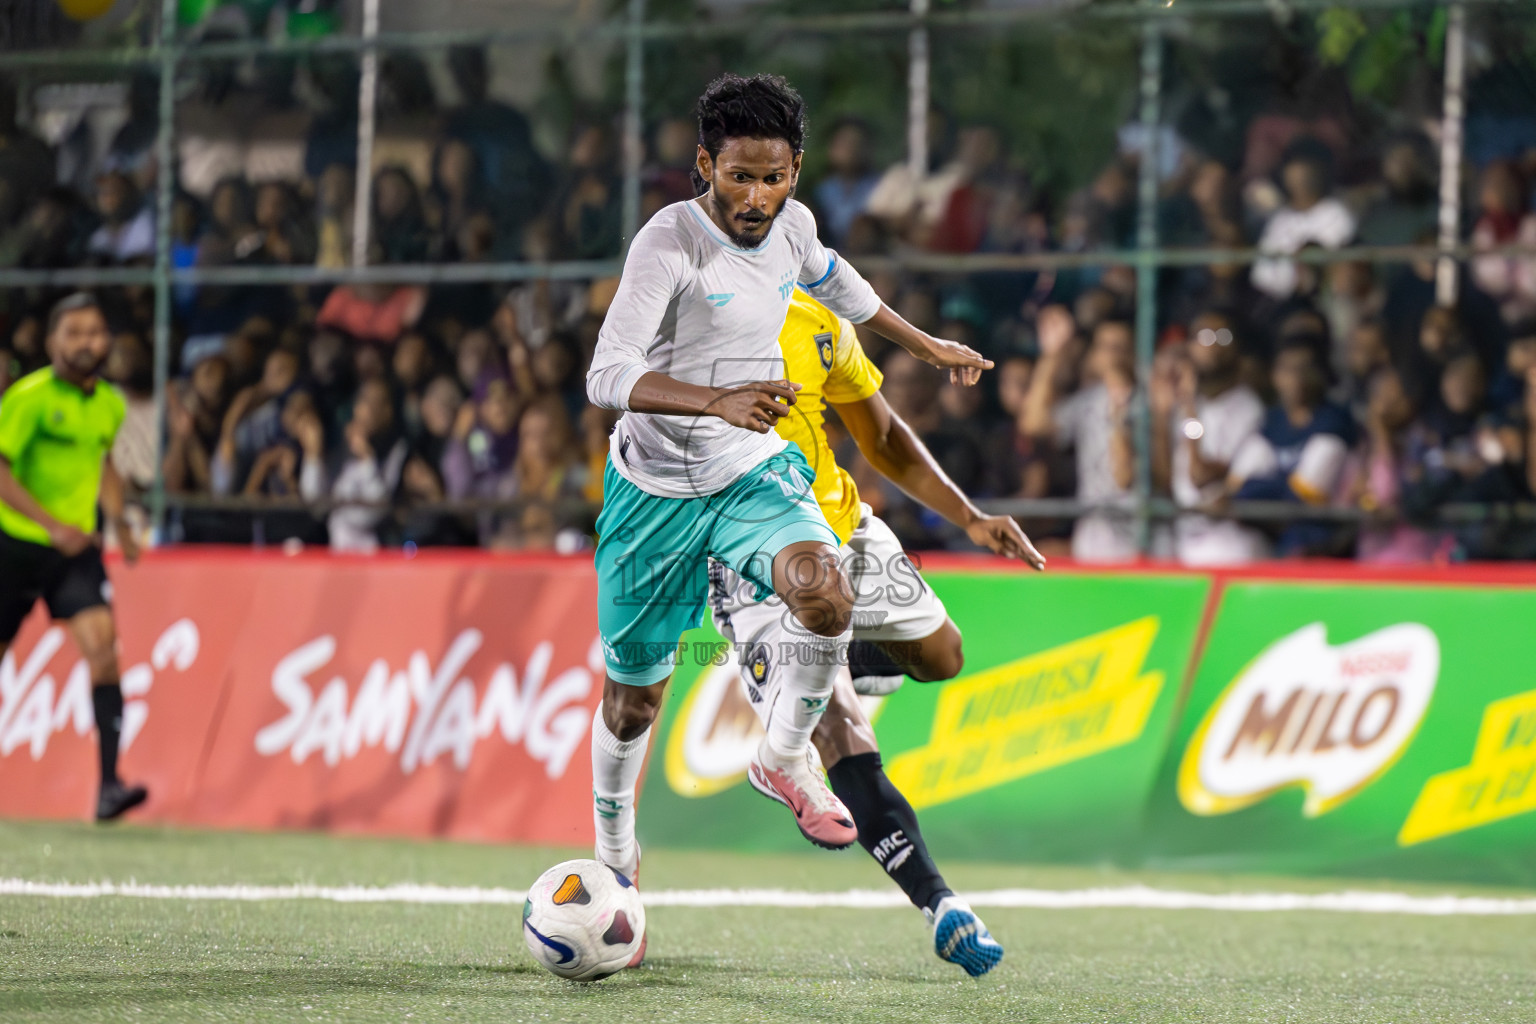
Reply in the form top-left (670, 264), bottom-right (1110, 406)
top-left (827, 752), bottom-right (953, 912)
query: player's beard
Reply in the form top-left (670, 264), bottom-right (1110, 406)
top-left (709, 181), bottom-right (794, 250)
top-left (61, 348), bottom-right (108, 380)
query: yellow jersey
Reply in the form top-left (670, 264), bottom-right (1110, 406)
top-left (775, 290), bottom-right (884, 545)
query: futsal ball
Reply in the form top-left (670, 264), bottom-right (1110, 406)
top-left (522, 859), bottom-right (645, 982)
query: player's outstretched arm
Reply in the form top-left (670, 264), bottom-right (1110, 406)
top-left (833, 391), bottom-right (1045, 570)
top-left (859, 303), bottom-right (993, 387)
top-left (624, 371), bottom-right (803, 434)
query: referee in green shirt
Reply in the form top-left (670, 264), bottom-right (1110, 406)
top-left (0, 293), bottom-right (147, 820)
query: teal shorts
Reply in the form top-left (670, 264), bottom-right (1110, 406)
top-left (594, 446), bottom-right (839, 686)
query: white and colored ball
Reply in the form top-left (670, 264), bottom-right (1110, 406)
top-left (522, 859), bottom-right (645, 982)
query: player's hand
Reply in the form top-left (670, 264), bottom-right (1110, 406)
top-left (920, 337), bottom-right (993, 386)
top-left (48, 523), bottom-right (97, 557)
top-left (713, 379), bottom-right (801, 433)
top-left (118, 525), bottom-right (142, 566)
top-left (965, 514), bottom-right (1047, 570)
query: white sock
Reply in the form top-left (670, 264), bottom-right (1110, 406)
top-left (766, 625), bottom-right (850, 759)
top-left (591, 706), bottom-right (649, 867)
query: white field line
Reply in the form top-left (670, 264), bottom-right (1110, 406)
top-left (3, 879), bottom-right (1536, 916)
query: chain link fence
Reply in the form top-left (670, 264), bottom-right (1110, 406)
top-left (2, 0), bottom-right (1534, 561)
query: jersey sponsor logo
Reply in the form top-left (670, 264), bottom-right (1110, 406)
top-left (1399, 686), bottom-right (1536, 846)
top-left (705, 293), bottom-right (735, 307)
top-left (253, 629), bottom-right (600, 779)
top-left (814, 332), bottom-right (834, 371)
top-left (37, 421), bottom-right (80, 445)
top-left (885, 618), bottom-right (1165, 810)
top-left (1178, 622), bottom-right (1439, 818)
top-left (0, 619), bottom-right (199, 761)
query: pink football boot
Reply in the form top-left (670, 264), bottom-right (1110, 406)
top-left (747, 736), bottom-right (858, 850)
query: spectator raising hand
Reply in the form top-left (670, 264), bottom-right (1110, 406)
top-left (1023, 308), bottom-right (1146, 562)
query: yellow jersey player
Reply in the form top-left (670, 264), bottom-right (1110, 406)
top-left (0, 293), bottom-right (147, 821)
top-left (708, 290), bottom-right (1045, 977)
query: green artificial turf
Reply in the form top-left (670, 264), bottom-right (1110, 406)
top-left (2, 819), bottom-right (1534, 1023)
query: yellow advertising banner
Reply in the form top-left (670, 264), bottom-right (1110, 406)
top-left (885, 617), bottom-right (1163, 809)
top-left (1399, 688), bottom-right (1536, 846)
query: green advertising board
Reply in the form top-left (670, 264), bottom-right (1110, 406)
top-left (637, 571), bottom-right (1210, 862)
top-left (1143, 581), bottom-right (1536, 886)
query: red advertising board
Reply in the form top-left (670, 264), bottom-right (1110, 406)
top-left (0, 550), bottom-right (605, 846)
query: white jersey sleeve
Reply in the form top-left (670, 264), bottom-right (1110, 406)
top-left (782, 202), bottom-right (881, 325)
top-left (586, 219), bottom-right (692, 411)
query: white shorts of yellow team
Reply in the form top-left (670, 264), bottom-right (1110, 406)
top-left (706, 503), bottom-right (950, 723)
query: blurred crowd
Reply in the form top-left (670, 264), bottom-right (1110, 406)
top-left (3, 44), bottom-right (1536, 563)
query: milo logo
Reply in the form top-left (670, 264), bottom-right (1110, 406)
top-left (1178, 623), bottom-right (1439, 817)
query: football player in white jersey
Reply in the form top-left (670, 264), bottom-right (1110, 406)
top-left (584, 73), bottom-right (991, 965)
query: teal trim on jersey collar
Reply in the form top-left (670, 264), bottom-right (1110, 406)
top-left (685, 197), bottom-right (775, 255)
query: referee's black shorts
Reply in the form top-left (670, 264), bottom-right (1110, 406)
top-left (0, 528), bottom-right (112, 643)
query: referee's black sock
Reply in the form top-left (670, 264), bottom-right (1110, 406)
top-left (827, 751), bottom-right (953, 914)
top-left (91, 684), bottom-right (124, 785)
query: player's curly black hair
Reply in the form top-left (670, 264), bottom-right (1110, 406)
top-left (691, 73), bottom-right (806, 194)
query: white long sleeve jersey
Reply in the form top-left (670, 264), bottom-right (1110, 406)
top-left (586, 198), bottom-right (881, 498)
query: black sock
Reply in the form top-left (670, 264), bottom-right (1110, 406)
top-left (847, 639), bottom-right (905, 682)
top-left (827, 751), bottom-right (953, 913)
top-left (91, 684), bottom-right (123, 785)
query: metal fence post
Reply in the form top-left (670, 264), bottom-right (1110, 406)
top-left (1132, 15), bottom-right (1163, 556)
top-left (1435, 2), bottom-right (1467, 307)
top-left (907, 0), bottom-right (930, 186)
top-left (149, 0), bottom-right (178, 541)
top-left (620, 0), bottom-right (646, 252)
top-left (352, 0), bottom-right (381, 268)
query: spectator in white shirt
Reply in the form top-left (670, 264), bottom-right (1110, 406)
top-left (1151, 311), bottom-right (1270, 565)
top-left (87, 172), bottom-right (155, 263)
top-left (301, 376), bottom-right (408, 552)
top-left (1252, 151), bottom-right (1356, 300)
